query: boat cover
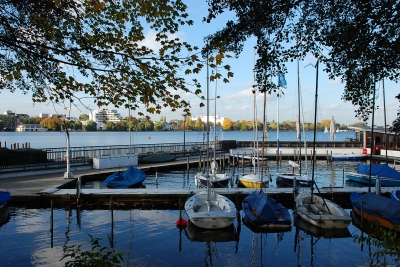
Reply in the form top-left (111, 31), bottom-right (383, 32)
top-left (242, 190), bottom-right (291, 227)
top-left (0, 191), bottom-right (10, 205)
top-left (350, 192), bottom-right (400, 224)
top-left (104, 166), bottom-right (146, 189)
top-left (357, 163), bottom-right (400, 179)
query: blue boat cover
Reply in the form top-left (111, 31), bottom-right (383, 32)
top-left (350, 192), bottom-right (400, 225)
top-left (104, 166), bottom-right (146, 189)
top-left (358, 163), bottom-right (400, 179)
top-left (242, 190), bottom-right (291, 227)
top-left (0, 191), bottom-right (10, 205)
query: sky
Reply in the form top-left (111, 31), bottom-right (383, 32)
top-left (1, 1), bottom-right (398, 127)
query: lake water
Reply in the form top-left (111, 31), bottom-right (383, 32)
top-left (3, 130), bottom-right (399, 266)
top-left (1, 205), bottom-right (399, 267)
top-left (0, 130), bottom-right (356, 149)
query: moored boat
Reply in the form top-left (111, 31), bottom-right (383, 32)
top-left (242, 190), bottom-right (291, 231)
top-left (295, 190), bottom-right (351, 229)
top-left (140, 154), bottom-right (177, 164)
top-left (104, 166), bottom-right (146, 189)
top-left (0, 191), bottom-right (10, 210)
top-left (330, 153), bottom-right (367, 162)
top-left (345, 163), bottom-right (400, 187)
top-left (350, 192), bottom-right (400, 231)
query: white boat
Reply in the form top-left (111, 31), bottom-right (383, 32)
top-left (295, 191), bottom-right (351, 229)
top-left (185, 60), bottom-right (237, 229)
top-left (295, 60), bottom-right (351, 230)
top-left (184, 190), bottom-right (237, 229)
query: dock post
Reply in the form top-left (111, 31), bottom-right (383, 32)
top-left (342, 168), bottom-right (345, 187)
top-left (279, 151), bottom-right (282, 164)
top-left (242, 153), bottom-right (245, 174)
top-left (198, 155), bottom-right (201, 169)
top-left (375, 176), bottom-right (381, 196)
top-left (187, 157), bottom-right (189, 170)
top-left (76, 176), bottom-right (81, 201)
top-left (276, 150), bottom-right (278, 161)
top-left (50, 200), bottom-right (54, 235)
top-left (156, 169), bottom-right (158, 186)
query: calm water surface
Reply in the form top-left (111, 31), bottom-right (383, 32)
top-left (1, 206), bottom-right (398, 267)
top-left (0, 131), bottom-right (356, 149)
top-left (3, 131), bottom-right (399, 266)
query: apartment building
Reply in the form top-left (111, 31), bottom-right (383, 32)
top-left (89, 109), bottom-right (123, 129)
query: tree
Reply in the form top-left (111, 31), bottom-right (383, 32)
top-left (79, 114), bottom-right (89, 121)
top-left (40, 116), bottom-right (61, 131)
top-left (194, 117), bottom-right (203, 131)
top-left (105, 122), bottom-right (116, 131)
top-left (84, 121), bottom-right (97, 131)
top-left (0, 1), bottom-right (229, 118)
top-left (74, 121), bottom-right (83, 131)
top-left (204, 0), bottom-right (400, 124)
top-left (222, 118), bottom-right (233, 131)
top-left (153, 121), bottom-right (164, 131)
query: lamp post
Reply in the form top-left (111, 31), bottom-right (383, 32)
top-left (182, 113), bottom-right (187, 156)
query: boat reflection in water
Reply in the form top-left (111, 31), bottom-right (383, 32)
top-left (185, 220), bottom-right (240, 265)
top-left (294, 215), bottom-right (351, 267)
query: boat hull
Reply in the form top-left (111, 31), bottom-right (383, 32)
top-left (195, 173), bottom-right (231, 188)
top-left (237, 173), bottom-right (269, 188)
top-left (276, 173), bottom-right (312, 187)
top-left (184, 191), bottom-right (237, 229)
top-left (392, 190), bottom-right (400, 201)
top-left (295, 191), bottom-right (351, 229)
top-left (330, 154), bottom-right (367, 162)
top-left (345, 172), bottom-right (400, 187)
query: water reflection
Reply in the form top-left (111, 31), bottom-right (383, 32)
top-left (1, 206), bottom-right (400, 266)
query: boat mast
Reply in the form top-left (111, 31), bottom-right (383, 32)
top-left (383, 79), bottom-right (387, 163)
top-left (213, 70), bottom-right (217, 172)
top-left (297, 58), bottom-right (302, 173)
top-left (368, 80), bottom-right (376, 193)
top-left (206, 48), bottom-right (211, 198)
top-left (311, 60), bottom-right (319, 198)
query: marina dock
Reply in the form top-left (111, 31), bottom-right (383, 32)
top-left (1, 152), bottom-right (396, 210)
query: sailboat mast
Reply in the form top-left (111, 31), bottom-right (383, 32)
top-left (383, 79), bottom-right (387, 163)
top-left (206, 49), bottom-right (211, 199)
top-left (297, 59), bottom-right (302, 172)
top-left (311, 60), bottom-right (319, 197)
top-left (214, 71), bottom-right (217, 165)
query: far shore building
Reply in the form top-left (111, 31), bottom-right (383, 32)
top-left (89, 109), bottom-right (123, 130)
top-left (15, 124), bottom-right (47, 132)
top-left (192, 115), bottom-right (225, 125)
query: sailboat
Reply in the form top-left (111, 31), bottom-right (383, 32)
top-left (324, 126), bottom-right (328, 134)
top-left (276, 59), bottom-right (311, 188)
top-left (241, 65), bottom-right (291, 230)
top-left (195, 75), bottom-right (232, 188)
top-left (184, 59), bottom-right (237, 229)
top-left (295, 60), bottom-right (351, 229)
top-left (237, 52), bottom-right (269, 189)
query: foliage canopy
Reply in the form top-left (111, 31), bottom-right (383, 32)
top-left (0, 0), bottom-right (220, 117)
top-left (203, 0), bottom-right (400, 126)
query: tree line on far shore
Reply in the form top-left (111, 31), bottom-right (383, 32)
top-left (0, 114), bottom-right (363, 132)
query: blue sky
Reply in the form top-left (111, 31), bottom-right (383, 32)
top-left (1, 1), bottom-right (398, 126)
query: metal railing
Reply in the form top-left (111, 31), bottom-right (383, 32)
top-left (0, 141), bottom-right (208, 172)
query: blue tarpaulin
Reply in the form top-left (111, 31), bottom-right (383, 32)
top-left (358, 163), bottom-right (400, 179)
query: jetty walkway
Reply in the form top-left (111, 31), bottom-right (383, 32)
top-left (1, 150), bottom-right (396, 210)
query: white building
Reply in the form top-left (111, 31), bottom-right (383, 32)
top-left (192, 115), bottom-right (225, 125)
top-left (89, 109), bottom-right (123, 129)
top-left (15, 124), bottom-right (47, 132)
